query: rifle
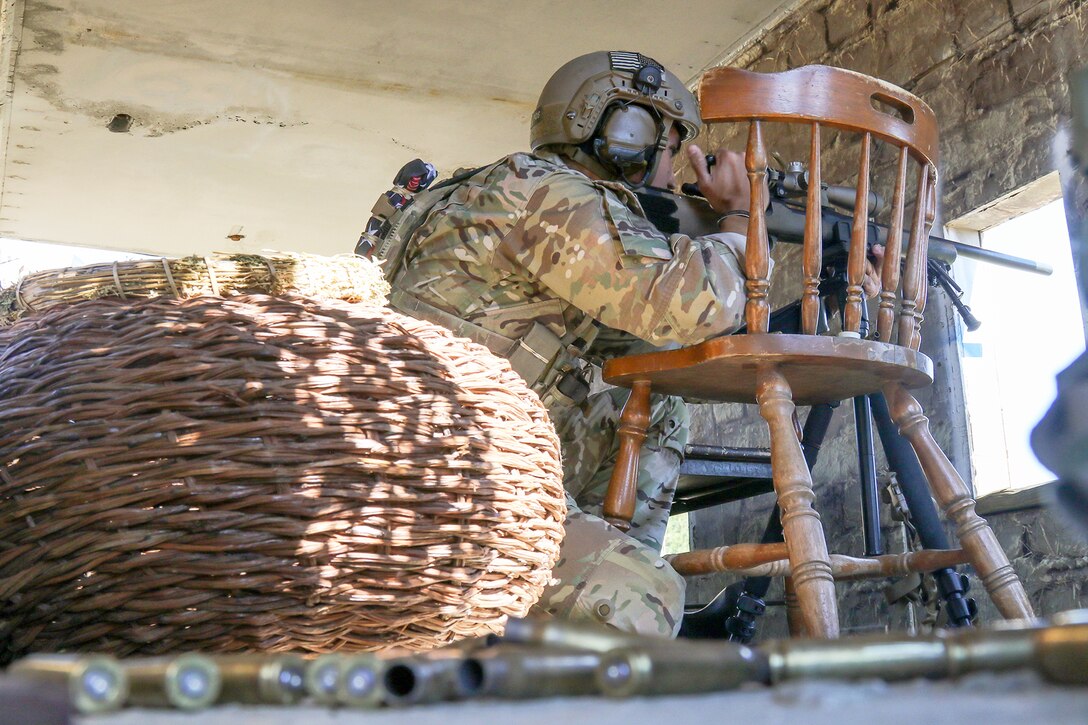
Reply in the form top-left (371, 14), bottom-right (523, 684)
top-left (635, 172), bottom-right (1053, 331)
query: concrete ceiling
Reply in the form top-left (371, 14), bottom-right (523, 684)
top-left (0, 0), bottom-right (798, 258)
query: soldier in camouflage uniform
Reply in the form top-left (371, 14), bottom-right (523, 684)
top-left (385, 51), bottom-right (756, 637)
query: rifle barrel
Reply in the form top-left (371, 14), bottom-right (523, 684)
top-left (935, 238), bottom-right (1053, 275)
top-left (639, 188), bottom-right (1052, 276)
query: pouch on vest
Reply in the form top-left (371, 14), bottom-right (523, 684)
top-left (387, 290), bottom-right (591, 409)
top-left (507, 321), bottom-right (569, 393)
top-left (354, 159), bottom-right (438, 258)
top-left (357, 161), bottom-right (499, 283)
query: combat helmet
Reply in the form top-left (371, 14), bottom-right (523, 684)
top-left (530, 51), bottom-right (701, 182)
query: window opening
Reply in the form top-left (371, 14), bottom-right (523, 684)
top-left (956, 199), bottom-right (1084, 496)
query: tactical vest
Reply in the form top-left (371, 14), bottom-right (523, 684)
top-left (375, 159), bottom-right (597, 412)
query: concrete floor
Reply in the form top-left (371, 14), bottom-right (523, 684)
top-left (84, 672), bottom-right (1088, 725)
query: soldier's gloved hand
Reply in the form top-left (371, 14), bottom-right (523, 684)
top-left (686, 146), bottom-right (751, 234)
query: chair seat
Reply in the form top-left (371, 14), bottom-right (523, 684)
top-left (602, 334), bottom-right (933, 406)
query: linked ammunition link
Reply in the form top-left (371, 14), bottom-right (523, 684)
top-left (3, 612), bottom-right (1086, 713)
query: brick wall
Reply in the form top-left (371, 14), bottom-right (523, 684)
top-left (684, 0), bottom-right (1088, 632)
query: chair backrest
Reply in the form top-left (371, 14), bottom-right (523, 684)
top-left (698, 65), bottom-right (938, 349)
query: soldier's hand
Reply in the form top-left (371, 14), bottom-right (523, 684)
top-left (686, 146), bottom-right (750, 216)
top-left (862, 244), bottom-right (886, 299)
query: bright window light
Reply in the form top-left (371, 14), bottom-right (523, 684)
top-left (957, 199), bottom-right (1085, 496)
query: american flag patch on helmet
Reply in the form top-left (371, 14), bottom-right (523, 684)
top-left (609, 51), bottom-right (663, 73)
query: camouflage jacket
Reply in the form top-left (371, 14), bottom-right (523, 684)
top-left (389, 150), bottom-right (753, 360)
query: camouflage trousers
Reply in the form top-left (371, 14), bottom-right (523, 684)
top-left (531, 386), bottom-right (689, 637)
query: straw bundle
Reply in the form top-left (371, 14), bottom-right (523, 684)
top-left (0, 252), bottom-right (389, 326)
top-left (0, 294), bottom-right (565, 661)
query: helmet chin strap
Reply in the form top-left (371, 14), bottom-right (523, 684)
top-left (630, 131), bottom-right (670, 190)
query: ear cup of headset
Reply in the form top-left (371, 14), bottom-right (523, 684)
top-left (593, 105), bottom-right (660, 171)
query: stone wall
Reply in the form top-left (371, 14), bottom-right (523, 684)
top-left (684, 0), bottom-right (1088, 633)
top-left (721, 0), bottom-right (1088, 222)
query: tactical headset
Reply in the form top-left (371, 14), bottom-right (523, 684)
top-left (593, 103), bottom-right (662, 174)
top-left (590, 62), bottom-right (672, 186)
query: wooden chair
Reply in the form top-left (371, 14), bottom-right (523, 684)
top-left (601, 65), bottom-right (1035, 638)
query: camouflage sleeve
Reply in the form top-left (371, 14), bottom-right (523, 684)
top-left (502, 169), bottom-right (756, 345)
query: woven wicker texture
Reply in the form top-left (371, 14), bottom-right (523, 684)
top-left (0, 295), bottom-right (565, 662)
top-left (0, 252), bottom-right (389, 327)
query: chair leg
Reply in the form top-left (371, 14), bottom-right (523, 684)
top-left (603, 380), bottom-right (651, 532)
top-left (757, 366), bottom-right (840, 638)
top-left (884, 384), bottom-right (1035, 619)
top-left (784, 576), bottom-right (808, 637)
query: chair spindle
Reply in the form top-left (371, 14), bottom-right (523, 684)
top-left (877, 147), bottom-right (911, 342)
top-left (844, 132), bottom-right (872, 335)
top-left (744, 119), bottom-right (771, 335)
top-left (801, 123), bottom-right (823, 336)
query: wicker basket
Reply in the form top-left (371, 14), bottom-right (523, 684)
top-left (0, 292), bottom-right (565, 661)
top-left (0, 252), bottom-right (390, 326)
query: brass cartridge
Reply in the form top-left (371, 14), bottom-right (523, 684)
top-left (596, 641), bottom-right (768, 698)
top-left (468, 644), bottom-right (603, 699)
top-left (337, 653), bottom-right (385, 708)
top-left (1033, 623), bottom-right (1088, 685)
top-left (765, 628), bottom-right (1036, 682)
top-left (8, 654), bottom-right (128, 714)
top-left (124, 653), bottom-right (221, 710)
top-left (767, 634), bottom-right (955, 682)
top-left (304, 654), bottom-right (346, 706)
top-left (502, 616), bottom-right (665, 653)
top-left (763, 617), bottom-right (1088, 685)
top-left (381, 649), bottom-right (483, 706)
top-left (214, 654), bottom-right (307, 705)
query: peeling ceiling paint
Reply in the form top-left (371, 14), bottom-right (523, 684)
top-left (0, 0), bottom-right (796, 257)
